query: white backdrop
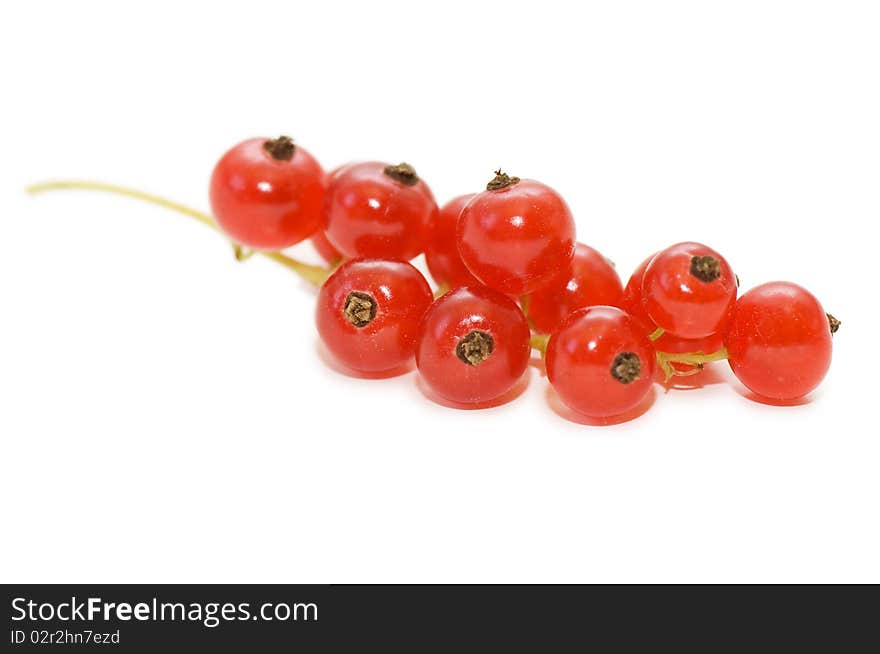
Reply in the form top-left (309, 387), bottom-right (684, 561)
top-left (1, 1), bottom-right (877, 582)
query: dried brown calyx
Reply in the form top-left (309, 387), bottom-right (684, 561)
top-left (611, 352), bottom-right (642, 384)
top-left (263, 135), bottom-right (296, 161)
top-left (383, 162), bottom-right (419, 186)
top-left (827, 313), bottom-right (841, 335)
top-left (486, 170), bottom-right (520, 191)
top-left (690, 255), bottom-right (721, 283)
top-left (456, 331), bottom-right (495, 366)
top-left (343, 291), bottom-right (377, 328)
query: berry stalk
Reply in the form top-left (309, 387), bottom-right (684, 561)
top-left (655, 347), bottom-right (729, 382)
top-left (26, 180), bottom-right (333, 286)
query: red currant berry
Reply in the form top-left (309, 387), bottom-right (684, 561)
top-left (725, 282), bottom-right (835, 401)
top-left (546, 306), bottom-right (656, 418)
top-left (210, 136), bottom-right (326, 250)
top-left (323, 162), bottom-right (437, 261)
top-left (416, 285), bottom-right (531, 405)
top-left (642, 242), bottom-right (737, 339)
top-left (310, 229), bottom-right (342, 264)
top-left (527, 243), bottom-right (623, 334)
top-left (424, 194), bottom-right (480, 288)
top-left (316, 259), bottom-right (433, 374)
top-left (457, 171), bottom-right (576, 296)
top-left (622, 252), bottom-right (723, 370)
top-left (308, 164), bottom-right (350, 264)
top-left (620, 253), bottom-right (657, 323)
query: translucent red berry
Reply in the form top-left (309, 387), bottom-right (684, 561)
top-left (316, 259), bottom-right (433, 374)
top-left (620, 252), bottom-right (657, 324)
top-left (456, 172), bottom-right (576, 296)
top-left (424, 194), bottom-right (479, 288)
top-left (622, 252), bottom-right (724, 372)
top-left (642, 242), bottom-right (737, 339)
top-left (310, 229), bottom-right (342, 264)
top-left (527, 243), bottom-right (623, 334)
top-left (725, 282), bottom-right (834, 400)
top-left (416, 285), bottom-right (531, 405)
top-left (209, 136), bottom-right (326, 250)
top-left (546, 306), bottom-right (656, 418)
top-left (323, 161), bottom-right (437, 261)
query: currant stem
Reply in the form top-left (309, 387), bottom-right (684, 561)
top-left (26, 180), bottom-right (333, 286)
top-left (261, 251), bottom-right (333, 286)
top-left (233, 244), bottom-right (256, 261)
top-left (648, 327), bottom-right (665, 341)
top-left (27, 180), bottom-right (217, 227)
top-left (434, 283), bottom-right (451, 299)
top-left (655, 347), bottom-right (729, 382)
top-left (530, 333), bottom-right (549, 355)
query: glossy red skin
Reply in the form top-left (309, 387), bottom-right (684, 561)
top-left (309, 166), bottom-right (350, 264)
top-left (316, 259), bottom-right (433, 373)
top-left (416, 286), bottom-right (531, 405)
top-left (527, 243), bottom-right (623, 334)
top-left (457, 179), bottom-right (576, 296)
top-left (310, 229), bottom-right (342, 264)
top-left (547, 306), bottom-right (656, 418)
top-left (620, 253), bottom-right (657, 321)
top-left (725, 282), bottom-right (832, 400)
top-left (622, 252), bottom-right (724, 359)
top-left (209, 138), bottom-right (326, 250)
top-left (642, 242), bottom-right (737, 339)
top-left (425, 194), bottom-right (479, 288)
top-left (323, 162), bottom-right (438, 261)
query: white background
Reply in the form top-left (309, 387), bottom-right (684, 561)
top-left (1, 1), bottom-right (878, 583)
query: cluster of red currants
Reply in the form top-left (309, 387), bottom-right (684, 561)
top-left (205, 135), bottom-right (839, 419)
top-left (32, 135), bottom-right (838, 422)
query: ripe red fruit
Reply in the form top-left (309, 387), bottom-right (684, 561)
top-left (308, 165), bottom-right (350, 264)
top-left (416, 286), bottom-right (531, 405)
top-left (546, 306), bottom-right (656, 418)
top-left (310, 229), bottom-right (342, 264)
top-left (622, 252), bottom-right (723, 371)
top-left (642, 242), bottom-right (737, 339)
top-left (456, 172), bottom-right (576, 296)
top-left (316, 259), bottom-right (433, 374)
top-left (527, 243), bottom-right (623, 334)
top-left (725, 282), bottom-right (834, 400)
top-left (323, 161), bottom-right (437, 261)
top-left (210, 136), bottom-right (326, 250)
top-left (424, 194), bottom-right (479, 288)
top-left (620, 252), bottom-right (657, 323)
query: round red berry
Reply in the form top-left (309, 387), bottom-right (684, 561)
top-left (425, 194), bottom-right (479, 288)
top-left (323, 161), bottom-right (437, 261)
top-left (527, 243), bottom-right (623, 334)
top-left (642, 242), bottom-right (737, 339)
top-left (416, 285), bottom-right (531, 405)
top-left (310, 229), bottom-right (342, 264)
top-left (456, 172), bottom-right (576, 296)
top-left (725, 281), bottom-right (834, 400)
top-left (546, 306), bottom-right (656, 418)
top-left (622, 251), bottom-right (724, 372)
top-left (316, 259), bottom-right (433, 374)
top-left (620, 252), bottom-right (657, 324)
top-left (210, 136), bottom-right (326, 250)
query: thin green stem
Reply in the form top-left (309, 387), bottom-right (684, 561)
top-left (655, 347), bottom-right (729, 382)
top-left (27, 180), bottom-right (217, 227)
top-left (261, 251), bottom-right (333, 286)
top-left (26, 180), bottom-right (333, 286)
top-left (434, 283), bottom-right (451, 299)
top-left (530, 333), bottom-right (550, 356)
